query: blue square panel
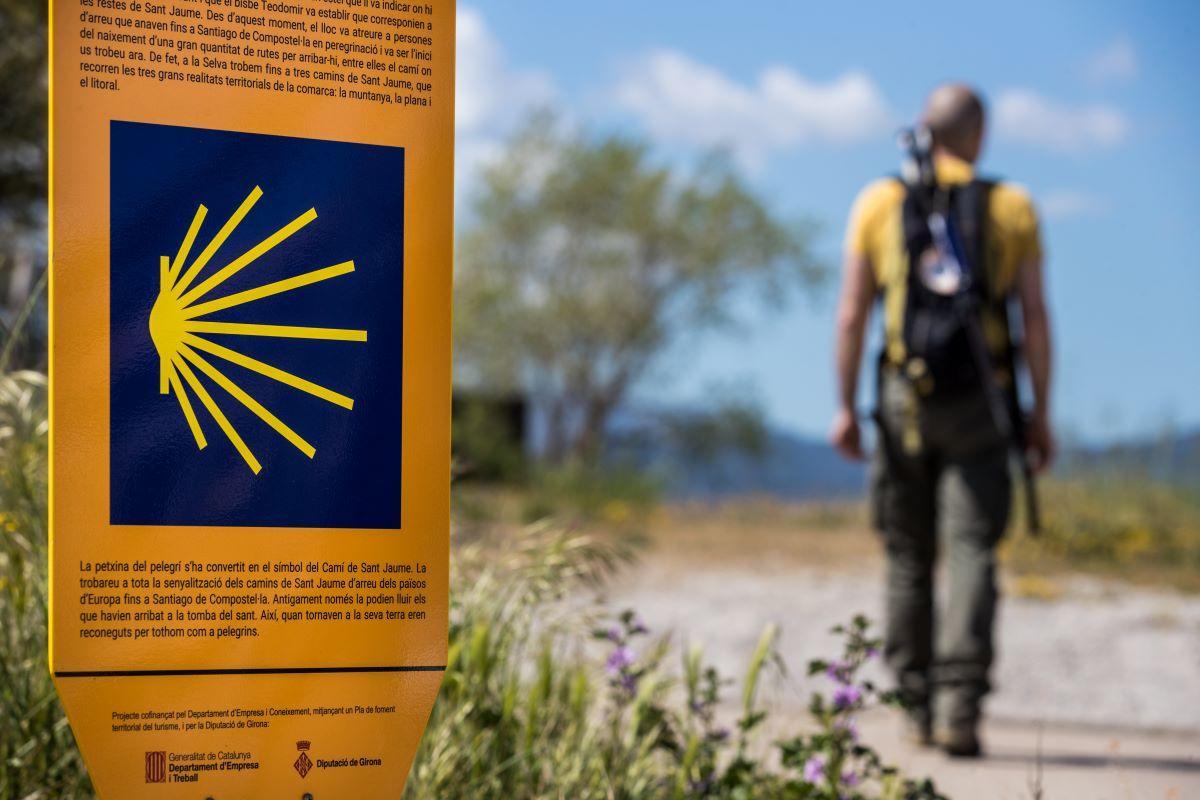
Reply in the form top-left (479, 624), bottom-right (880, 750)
top-left (109, 122), bottom-right (404, 529)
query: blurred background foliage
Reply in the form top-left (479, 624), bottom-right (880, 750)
top-left (0, 0), bottom-right (48, 372)
top-left (454, 115), bottom-right (820, 466)
top-left (1005, 479), bottom-right (1200, 593)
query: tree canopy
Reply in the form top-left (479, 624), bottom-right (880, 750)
top-left (455, 116), bottom-right (823, 463)
top-left (0, 0), bottom-right (47, 242)
top-left (0, 0), bottom-right (49, 369)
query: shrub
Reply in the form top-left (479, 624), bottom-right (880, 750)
top-left (407, 525), bottom-right (948, 800)
top-left (1005, 478), bottom-right (1200, 591)
top-left (0, 371), bottom-right (91, 799)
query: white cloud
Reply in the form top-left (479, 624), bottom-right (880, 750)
top-left (1039, 189), bottom-right (1107, 220)
top-left (456, 7), bottom-right (554, 135)
top-left (456, 8), bottom-right (555, 196)
top-left (612, 50), bottom-right (891, 168)
top-left (1085, 37), bottom-right (1138, 84)
top-left (994, 89), bottom-right (1129, 152)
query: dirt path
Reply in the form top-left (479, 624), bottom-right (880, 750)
top-left (602, 541), bottom-right (1200, 799)
top-left (862, 714), bottom-right (1199, 800)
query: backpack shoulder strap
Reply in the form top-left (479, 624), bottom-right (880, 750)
top-left (898, 176), bottom-right (933, 264)
top-left (952, 177), bottom-right (997, 297)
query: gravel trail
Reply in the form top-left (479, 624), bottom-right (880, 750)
top-left (604, 557), bottom-right (1200, 798)
top-left (606, 559), bottom-right (1200, 731)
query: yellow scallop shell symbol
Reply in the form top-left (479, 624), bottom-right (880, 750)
top-left (149, 185), bottom-right (367, 475)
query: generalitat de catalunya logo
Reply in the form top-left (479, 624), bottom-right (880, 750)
top-left (110, 122), bottom-right (405, 529)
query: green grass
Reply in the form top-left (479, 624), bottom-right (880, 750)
top-left (0, 371), bottom-right (91, 799)
top-left (1005, 478), bottom-right (1200, 592)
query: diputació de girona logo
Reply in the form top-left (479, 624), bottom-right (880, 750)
top-left (148, 184), bottom-right (366, 475)
top-left (145, 751), bottom-right (167, 784)
top-left (109, 121), bottom-right (406, 529)
top-left (294, 740), bottom-right (313, 779)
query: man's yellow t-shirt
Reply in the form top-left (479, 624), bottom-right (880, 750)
top-left (844, 154), bottom-right (1043, 366)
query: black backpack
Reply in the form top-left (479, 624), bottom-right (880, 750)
top-left (898, 177), bottom-right (1011, 398)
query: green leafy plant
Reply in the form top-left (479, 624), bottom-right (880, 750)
top-left (406, 523), bottom-right (949, 800)
top-left (0, 371), bottom-right (91, 799)
top-left (779, 616), bottom-right (947, 800)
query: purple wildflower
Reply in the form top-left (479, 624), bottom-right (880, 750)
top-left (605, 646), bottom-right (635, 677)
top-left (606, 625), bottom-right (623, 643)
top-left (841, 770), bottom-right (861, 787)
top-left (825, 659), bottom-right (853, 684)
top-left (834, 717), bottom-right (859, 742)
top-left (833, 684), bottom-right (862, 710)
top-left (631, 616), bottom-right (649, 635)
top-left (620, 672), bottom-right (639, 694)
top-left (803, 754), bottom-right (827, 784)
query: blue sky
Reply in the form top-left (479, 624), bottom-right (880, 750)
top-left (456, 1), bottom-right (1200, 444)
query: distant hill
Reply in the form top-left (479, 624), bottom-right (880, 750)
top-left (612, 421), bottom-right (866, 501)
top-left (660, 427), bottom-right (866, 500)
top-left (1061, 430), bottom-right (1200, 483)
top-left (616, 418), bottom-right (1199, 502)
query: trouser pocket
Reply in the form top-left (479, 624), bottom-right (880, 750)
top-left (869, 449), bottom-right (889, 532)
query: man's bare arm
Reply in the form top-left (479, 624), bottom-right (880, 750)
top-left (829, 251), bottom-right (876, 460)
top-left (1015, 254), bottom-right (1054, 470)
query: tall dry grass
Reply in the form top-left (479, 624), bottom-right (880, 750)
top-left (1006, 478), bottom-right (1200, 591)
top-left (0, 371), bottom-right (91, 799)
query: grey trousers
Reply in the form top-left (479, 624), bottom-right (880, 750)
top-left (871, 371), bottom-right (1012, 728)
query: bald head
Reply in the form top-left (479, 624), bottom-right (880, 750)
top-left (923, 83), bottom-right (986, 163)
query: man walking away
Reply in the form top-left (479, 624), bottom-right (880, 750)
top-left (829, 83), bottom-right (1054, 757)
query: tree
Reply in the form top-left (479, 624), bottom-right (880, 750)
top-left (0, 0), bottom-right (49, 369)
top-left (0, 0), bottom-right (45, 234)
top-left (455, 116), bottom-right (822, 464)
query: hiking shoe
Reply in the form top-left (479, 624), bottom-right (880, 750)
top-left (935, 725), bottom-right (982, 758)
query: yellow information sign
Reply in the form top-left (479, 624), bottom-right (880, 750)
top-left (49, 1), bottom-right (454, 796)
